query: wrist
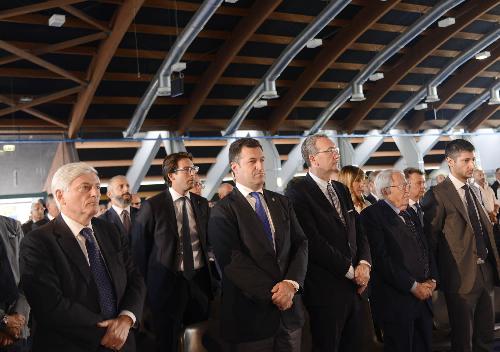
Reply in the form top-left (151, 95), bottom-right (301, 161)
top-left (118, 315), bottom-right (133, 328)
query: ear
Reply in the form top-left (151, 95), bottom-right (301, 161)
top-left (106, 189), bottom-right (112, 199)
top-left (309, 154), bottom-right (317, 167)
top-left (167, 172), bottom-right (175, 184)
top-left (230, 162), bottom-right (238, 177)
top-left (55, 189), bottom-right (65, 206)
top-left (446, 156), bottom-right (454, 169)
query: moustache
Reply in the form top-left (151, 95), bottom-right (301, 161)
top-left (122, 192), bottom-right (131, 198)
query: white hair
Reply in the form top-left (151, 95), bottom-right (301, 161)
top-left (51, 162), bottom-right (98, 207)
top-left (374, 169), bottom-right (404, 199)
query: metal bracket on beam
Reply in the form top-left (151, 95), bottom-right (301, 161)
top-left (162, 131), bottom-right (186, 155)
top-left (391, 130), bottom-right (424, 171)
top-left (338, 137), bottom-right (355, 168)
top-left (351, 130), bottom-right (384, 167)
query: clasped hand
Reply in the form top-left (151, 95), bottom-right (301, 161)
top-left (271, 281), bottom-right (296, 311)
top-left (97, 315), bottom-right (133, 351)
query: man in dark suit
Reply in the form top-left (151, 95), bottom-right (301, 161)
top-left (403, 167), bottom-right (426, 229)
top-left (364, 170), bottom-right (380, 205)
top-left (133, 152), bottom-right (216, 352)
top-left (361, 169), bottom-right (437, 352)
top-left (20, 162), bottom-right (146, 352)
top-left (422, 139), bottom-right (500, 352)
top-left (491, 167), bottom-right (500, 200)
top-left (0, 215), bottom-right (29, 352)
top-left (285, 134), bottom-right (371, 352)
top-left (208, 138), bottom-right (308, 352)
top-left (99, 175), bottom-right (137, 242)
top-left (21, 201), bottom-right (48, 235)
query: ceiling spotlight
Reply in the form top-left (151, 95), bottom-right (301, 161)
top-left (438, 17), bottom-right (455, 28)
top-left (475, 51), bottom-right (491, 60)
top-left (253, 100), bottom-right (268, 108)
top-left (171, 62), bottom-right (186, 72)
top-left (488, 88), bottom-right (500, 105)
top-left (19, 96), bottom-right (33, 103)
top-left (350, 84), bottom-right (366, 102)
top-left (425, 85), bottom-right (439, 103)
top-left (157, 75), bottom-right (171, 96)
top-left (306, 38), bottom-right (323, 49)
top-left (48, 14), bottom-right (65, 27)
top-left (414, 103), bottom-right (428, 111)
top-left (261, 80), bottom-right (279, 99)
top-left (368, 72), bottom-right (384, 81)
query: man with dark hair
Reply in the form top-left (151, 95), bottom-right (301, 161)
top-left (422, 139), bottom-right (500, 352)
top-left (491, 167), bottom-right (500, 200)
top-left (45, 194), bottom-right (60, 220)
top-left (133, 152), bottom-right (216, 352)
top-left (403, 167), bottom-right (426, 228)
top-left (285, 134), bottom-right (371, 352)
top-left (209, 137), bottom-right (308, 351)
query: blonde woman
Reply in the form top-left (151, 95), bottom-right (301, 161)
top-left (339, 165), bottom-right (371, 213)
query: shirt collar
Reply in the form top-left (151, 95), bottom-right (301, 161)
top-left (384, 199), bottom-right (403, 215)
top-left (60, 212), bottom-right (93, 238)
top-left (448, 173), bottom-right (466, 191)
top-left (235, 182), bottom-right (263, 198)
top-left (169, 187), bottom-right (191, 202)
top-left (409, 198), bottom-right (418, 207)
top-left (111, 204), bottom-right (131, 215)
top-left (308, 171), bottom-right (329, 191)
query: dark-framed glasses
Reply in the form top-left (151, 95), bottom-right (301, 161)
top-left (173, 166), bottom-right (199, 174)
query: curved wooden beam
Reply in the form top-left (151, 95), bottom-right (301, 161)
top-left (266, 0), bottom-right (400, 134)
top-left (0, 95), bottom-right (68, 128)
top-left (467, 105), bottom-right (499, 131)
top-left (409, 42), bottom-right (499, 131)
top-left (68, 0), bottom-right (146, 138)
top-left (60, 5), bottom-right (110, 32)
top-left (342, 0), bottom-right (499, 133)
top-left (0, 0), bottom-right (84, 20)
top-left (175, 0), bottom-right (282, 134)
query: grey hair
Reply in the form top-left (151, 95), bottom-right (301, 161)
top-left (374, 169), bottom-right (404, 199)
top-left (51, 162), bottom-right (98, 207)
top-left (109, 175), bottom-right (127, 188)
top-left (301, 133), bottom-right (329, 167)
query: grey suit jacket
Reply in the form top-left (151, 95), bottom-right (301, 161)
top-left (422, 178), bottom-right (500, 294)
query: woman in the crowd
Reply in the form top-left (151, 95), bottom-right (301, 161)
top-left (338, 165), bottom-right (371, 213)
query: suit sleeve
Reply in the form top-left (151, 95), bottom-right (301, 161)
top-left (12, 220), bottom-right (30, 320)
top-left (208, 203), bottom-right (276, 301)
top-left (131, 200), bottom-right (155, 281)
top-left (355, 210), bottom-right (371, 265)
top-left (20, 233), bottom-right (105, 347)
top-left (285, 186), bottom-right (351, 278)
top-left (360, 209), bottom-right (416, 293)
top-left (283, 199), bottom-right (308, 288)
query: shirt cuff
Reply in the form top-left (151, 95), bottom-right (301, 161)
top-left (283, 280), bottom-right (299, 292)
top-left (345, 265), bottom-right (355, 280)
top-left (119, 310), bottom-right (136, 326)
top-left (410, 281), bottom-right (417, 293)
top-left (359, 260), bottom-right (371, 269)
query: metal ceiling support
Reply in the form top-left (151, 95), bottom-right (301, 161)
top-left (393, 129), bottom-right (441, 170)
top-left (162, 131), bottom-right (187, 155)
top-left (351, 131), bottom-right (384, 167)
top-left (390, 130), bottom-right (424, 171)
top-left (338, 137), bottom-right (355, 168)
top-left (382, 28), bottom-right (500, 133)
top-left (124, 0), bottom-right (223, 138)
top-left (310, 0), bottom-right (463, 135)
top-left (258, 133), bottom-right (282, 192)
top-left (126, 131), bottom-right (166, 193)
top-left (224, 0), bottom-right (351, 136)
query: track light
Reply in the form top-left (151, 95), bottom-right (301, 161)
top-left (350, 84), bottom-right (366, 102)
top-left (253, 100), bottom-right (268, 108)
top-left (261, 80), bottom-right (279, 99)
top-left (157, 75), bottom-right (171, 96)
top-left (438, 17), bottom-right (455, 28)
top-left (425, 85), bottom-right (439, 103)
top-left (475, 51), bottom-right (491, 60)
top-left (306, 38), bottom-right (323, 49)
top-left (368, 72), bottom-right (384, 81)
top-left (49, 14), bottom-right (65, 27)
top-left (488, 88), bottom-right (500, 105)
top-left (414, 103), bottom-right (428, 111)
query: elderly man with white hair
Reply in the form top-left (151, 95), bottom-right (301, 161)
top-left (360, 169), bottom-right (437, 352)
top-left (20, 162), bottom-right (145, 352)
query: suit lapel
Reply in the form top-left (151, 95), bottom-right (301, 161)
top-left (305, 174), bottom-right (342, 223)
top-left (263, 190), bottom-right (284, 255)
top-left (165, 190), bottom-right (180, 242)
top-left (443, 178), bottom-right (470, 223)
top-left (189, 192), bottom-right (208, 252)
top-left (54, 216), bottom-right (92, 284)
top-left (109, 207), bottom-right (126, 234)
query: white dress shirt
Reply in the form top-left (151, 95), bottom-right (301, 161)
top-left (111, 204), bottom-right (131, 224)
top-left (60, 212), bottom-right (136, 324)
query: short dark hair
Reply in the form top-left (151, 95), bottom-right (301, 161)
top-left (162, 152), bottom-right (193, 186)
top-left (403, 167), bottom-right (424, 179)
top-left (496, 168), bottom-right (500, 173)
top-left (445, 139), bottom-right (475, 160)
top-left (228, 138), bottom-right (262, 164)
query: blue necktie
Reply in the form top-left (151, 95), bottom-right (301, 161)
top-left (80, 228), bottom-right (117, 319)
top-left (249, 192), bottom-right (274, 245)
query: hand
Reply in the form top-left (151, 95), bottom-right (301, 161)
top-left (412, 282), bottom-right (432, 301)
top-left (354, 263), bottom-right (370, 287)
top-left (0, 331), bottom-right (14, 347)
top-left (271, 281), bottom-right (295, 311)
top-left (424, 279), bottom-right (436, 293)
top-left (488, 211), bottom-right (498, 224)
top-left (97, 315), bottom-right (133, 351)
top-left (5, 313), bottom-right (25, 339)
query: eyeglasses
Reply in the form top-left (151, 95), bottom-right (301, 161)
top-left (388, 183), bottom-right (409, 191)
top-left (76, 183), bottom-right (101, 193)
top-left (316, 147), bottom-right (340, 155)
top-left (194, 182), bottom-right (205, 189)
top-left (173, 166), bottom-right (199, 174)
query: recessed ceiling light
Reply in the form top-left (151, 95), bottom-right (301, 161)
top-left (19, 96), bottom-right (33, 103)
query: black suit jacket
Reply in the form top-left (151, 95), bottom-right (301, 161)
top-left (21, 218), bottom-right (49, 235)
top-left (20, 215), bottom-right (146, 352)
top-left (285, 174), bottom-right (371, 306)
top-left (132, 190), bottom-right (215, 312)
top-left (360, 200), bottom-right (438, 322)
top-left (99, 206), bottom-right (138, 242)
top-left (492, 180), bottom-right (499, 200)
top-left (208, 188), bottom-right (308, 343)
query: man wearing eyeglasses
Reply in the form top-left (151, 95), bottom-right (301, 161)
top-left (132, 152), bottom-right (216, 352)
top-left (285, 134), bottom-right (371, 352)
top-left (361, 169), bottom-right (437, 352)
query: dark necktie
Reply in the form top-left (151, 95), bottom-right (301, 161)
top-left (249, 192), bottom-right (274, 245)
top-left (462, 185), bottom-right (488, 260)
top-left (415, 202), bottom-right (424, 227)
top-left (122, 209), bottom-right (131, 234)
top-left (400, 211), bottom-right (430, 278)
top-left (326, 182), bottom-right (345, 226)
top-left (181, 197), bottom-right (195, 279)
top-left (80, 228), bottom-right (117, 319)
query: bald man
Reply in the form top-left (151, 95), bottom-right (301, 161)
top-left (217, 183), bottom-right (233, 200)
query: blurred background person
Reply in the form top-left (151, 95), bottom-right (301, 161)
top-left (404, 167), bottom-right (427, 229)
top-left (189, 174), bottom-right (204, 196)
top-left (131, 194), bottom-right (142, 209)
top-left (217, 182), bottom-right (233, 200)
top-left (434, 174), bottom-right (446, 185)
top-left (472, 168), bottom-right (498, 224)
top-left (21, 201), bottom-right (48, 235)
top-left (365, 170), bottom-right (380, 204)
top-left (338, 165), bottom-right (371, 213)
top-left (45, 194), bottom-right (59, 220)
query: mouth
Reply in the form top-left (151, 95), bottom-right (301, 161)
top-left (122, 193), bottom-right (131, 199)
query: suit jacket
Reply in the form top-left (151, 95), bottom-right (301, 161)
top-left (360, 200), bottom-right (437, 322)
top-left (132, 190), bottom-right (216, 312)
top-left (285, 174), bottom-right (371, 306)
top-left (208, 188), bottom-right (308, 343)
top-left (491, 180), bottom-right (499, 199)
top-left (20, 215), bottom-right (146, 352)
top-left (99, 206), bottom-right (138, 242)
top-left (422, 177), bottom-right (500, 294)
top-left (21, 218), bottom-right (49, 235)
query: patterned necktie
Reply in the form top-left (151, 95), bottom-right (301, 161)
top-left (400, 211), bottom-right (430, 278)
top-left (415, 202), bottom-right (424, 227)
top-left (462, 185), bottom-right (488, 260)
top-left (181, 197), bottom-right (195, 279)
top-left (249, 192), bottom-right (274, 245)
top-left (326, 181), bottom-right (345, 226)
top-left (122, 209), bottom-right (131, 234)
top-left (80, 228), bottom-right (117, 319)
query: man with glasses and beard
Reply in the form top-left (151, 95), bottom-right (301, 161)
top-left (132, 152), bottom-right (217, 352)
top-left (100, 175), bottom-right (137, 243)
